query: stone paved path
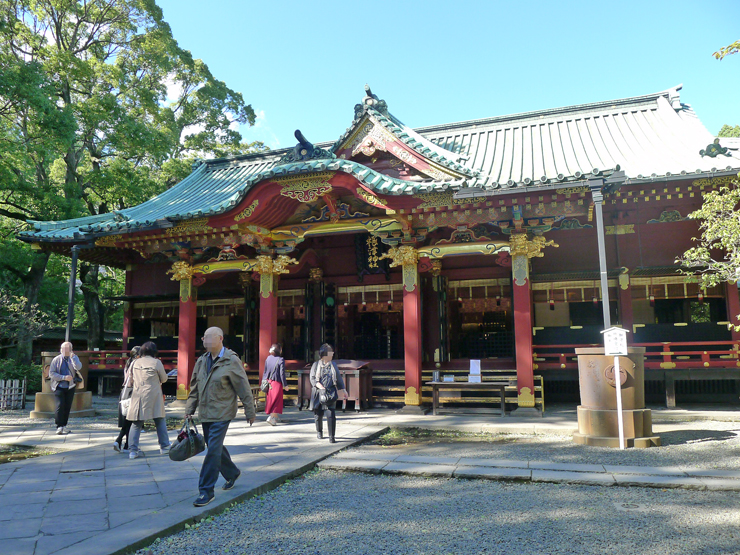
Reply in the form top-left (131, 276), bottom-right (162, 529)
top-left (0, 410), bottom-right (385, 555)
top-left (319, 448), bottom-right (740, 491)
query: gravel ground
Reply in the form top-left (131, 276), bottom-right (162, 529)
top-left (136, 469), bottom-right (740, 555)
top-left (346, 422), bottom-right (740, 471)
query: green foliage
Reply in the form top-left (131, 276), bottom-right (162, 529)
top-left (0, 1), bottom-right (266, 351)
top-left (0, 359), bottom-right (42, 393)
top-left (677, 178), bottom-right (740, 288)
top-left (714, 40), bottom-right (740, 60)
top-left (718, 125), bottom-right (740, 138)
top-left (0, 289), bottom-right (57, 351)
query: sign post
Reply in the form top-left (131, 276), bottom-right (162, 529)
top-left (602, 327), bottom-right (629, 450)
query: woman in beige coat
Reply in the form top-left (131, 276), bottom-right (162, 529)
top-left (126, 341), bottom-right (171, 459)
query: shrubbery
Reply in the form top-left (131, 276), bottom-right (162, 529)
top-left (0, 359), bottom-right (42, 393)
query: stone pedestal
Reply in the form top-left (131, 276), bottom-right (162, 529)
top-left (30, 351), bottom-right (95, 419)
top-left (572, 347), bottom-right (660, 448)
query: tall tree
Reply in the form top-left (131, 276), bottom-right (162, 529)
top-left (0, 1), bottom-right (265, 356)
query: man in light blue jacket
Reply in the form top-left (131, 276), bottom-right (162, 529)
top-left (48, 342), bottom-right (82, 435)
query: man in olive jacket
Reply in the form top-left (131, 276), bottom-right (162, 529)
top-left (185, 327), bottom-right (255, 507)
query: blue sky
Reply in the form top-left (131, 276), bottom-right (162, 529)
top-left (158, 0), bottom-right (740, 150)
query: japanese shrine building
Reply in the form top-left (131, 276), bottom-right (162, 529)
top-left (22, 84), bottom-right (740, 409)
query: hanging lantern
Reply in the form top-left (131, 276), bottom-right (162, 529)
top-left (592, 296), bottom-right (598, 306)
top-left (495, 295), bottom-right (501, 307)
top-left (549, 298), bottom-right (555, 311)
top-left (698, 292), bottom-right (704, 304)
top-left (649, 294), bottom-right (655, 307)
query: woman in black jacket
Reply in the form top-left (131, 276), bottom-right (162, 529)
top-left (113, 345), bottom-right (140, 453)
top-left (309, 343), bottom-right (348, 443)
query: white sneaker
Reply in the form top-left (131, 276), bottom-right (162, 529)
top-left (56, 427), bottom-right (64, 435)
top-left (113, 441), bottom-right (122, 453)
top-left (63, 427), bottom-right (71, 434)
top-left (129, 450), bottom-right (140, 459)
top-left (267, 416), bottom-right (276, 426)
top-left (159, 444), bottom-right (171, 455)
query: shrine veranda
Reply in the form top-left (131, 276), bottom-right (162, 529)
top-left (21, 85), bottom-right (740, 409)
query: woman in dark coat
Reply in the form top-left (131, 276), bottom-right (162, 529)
top-left (113, 346), bottom-right (140, 453)
top-left (309, 343), bottom-right (347, 443)
top-left (263, 343), bottom-right (287, 426)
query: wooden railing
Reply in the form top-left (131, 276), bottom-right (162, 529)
top-left (532, 340), bottom-right (740, 371)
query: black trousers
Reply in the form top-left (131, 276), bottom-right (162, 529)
top-left (54, 387), bottom-right (76, 427)
top-left (115, 420), bottom-right (133, 449)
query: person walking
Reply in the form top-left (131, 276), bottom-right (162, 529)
top-left (113, 345), bottom-right (141, 453)
top-left (126, 341), bottom-right (171, 459)
top-left (48, 342), bottom-right (82, 435)
top-left (309, 343), bottom-right (348, 444)
top-left (185, 327), bottom-right (256, 507)
top-left (263, 343), bottom-right (286, 426)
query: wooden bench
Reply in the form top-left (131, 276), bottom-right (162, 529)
top-left (427, 381), bottom-right (509, 416)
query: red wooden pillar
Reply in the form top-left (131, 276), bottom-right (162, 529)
top-left (618, 272), bottom-right (634, 342)
top-left (122, 266), bottom-right (133, 351)
top-left (512, 256), bottom-right (535, 409)
top-left (122, 304), bottom-right (132, 351)
top-left (403, 267), bottom-right (423, 406)
top-left (176, 277), bottom-right (198, 400)
top-left (258, 273), bottom-right (278, 380)
top-left (724, 282), bottom-right (740, 342)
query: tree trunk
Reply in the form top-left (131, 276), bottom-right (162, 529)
top-left (80, 263), bottom-right (106, 350)
top-left (14, 252), bottom-right (50, 365)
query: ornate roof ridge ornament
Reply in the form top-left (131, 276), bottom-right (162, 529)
top-left (277, 130), bottom-right (336, 165)
top-left (354, 84), bottom-right (388, 120)
top-left (700, 139), bottom-right (732, 158)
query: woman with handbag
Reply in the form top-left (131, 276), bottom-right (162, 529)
top-left (126, 341), bottom-right (171, 459)
top-left (263, 343), bottom-right (287, 426)
top-left (309, 343), bottom-right (348, 443)
top-left (113, 345), bottom-right (140, 453)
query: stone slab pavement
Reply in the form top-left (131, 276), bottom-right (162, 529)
top-left (318, 448), bottom-right (740, 491)
top-left (0, 410), bottom-right (388, 555)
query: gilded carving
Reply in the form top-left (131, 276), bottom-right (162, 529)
top-left (414, 192), bottom-right (487, 209)
top-left (430, 259), bottom-right (443, 277)
top-left (254, 255), bottom-right (298, 276)
top-left (691, 175), bottom-right (737, 188)
top-left (234, 200), bottom-right (259, 222)
top-left (380, 245), bottom-right (420, 292)
top-left (517, 387), bottom-right (535, 408)
top-left (605, 224), bottom-right (635, 235)
top-left (405, 386), bottom-right (420, 406)
top-left (618, 269), bottom-right (630, 291)
top-left (94, 234), bottom-right (123, 247)
top-left (277, 172), bottom-right (335, 203)
top-left (167, 261), bottom-right (196, 282)
top-left (391, 146), bottom-right (418, 166)
top-left (558, 186), bottom-right (589, 195)
top-left (380, 245), bottom-right (420, 268)
top-left (309, 268), bottom-right (323, 282)
top-left (348, 121), bottom-right (396, 157)
top-left (165, 218), bottom-right (211, 236)
top-left (509, 234), bottom-right (558, 259)
top-left (357, 187), bottom-right (387, 208)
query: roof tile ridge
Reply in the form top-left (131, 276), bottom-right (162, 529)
top-left (414, 89), bottom-right (678, 135)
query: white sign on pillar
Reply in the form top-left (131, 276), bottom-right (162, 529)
top-left (602, 327), bottom-right (629, 450)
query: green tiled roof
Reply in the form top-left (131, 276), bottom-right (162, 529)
top-left (22, 152), bottom-right (477, 242)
